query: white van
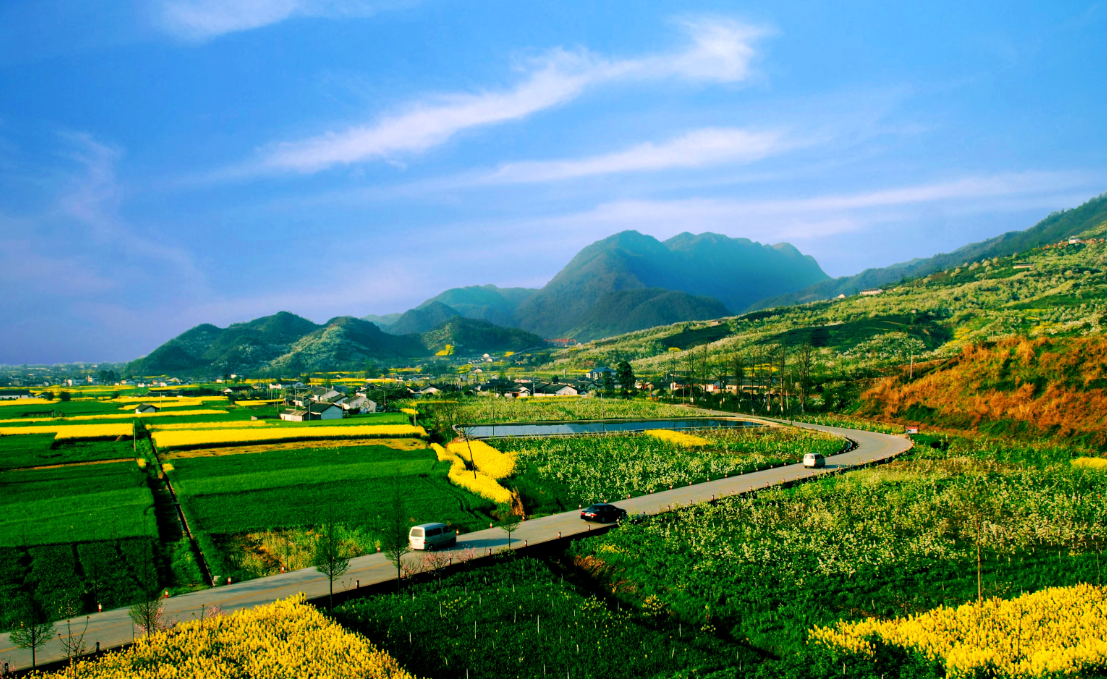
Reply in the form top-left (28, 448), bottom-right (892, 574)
top-left (803, 453), bottom-right (826, 468)
top-left (409, 523), bottom-right (456, 551)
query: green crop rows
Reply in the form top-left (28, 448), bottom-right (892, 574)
top-left (334, 556), bottom-right (761, 679)
top-left (564, 435), bottom-right (1107, 676)
top-left (0, 433), bottom-right (134, 471)
top-left (495, 426), bottom-right (843, 515)
top-left (0, 460), bottom-right (159, 633)
top-left (167, 444), bottom-right (496, 582)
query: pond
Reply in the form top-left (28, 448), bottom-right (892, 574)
top-left (460, 418), bottom-right (760, 439)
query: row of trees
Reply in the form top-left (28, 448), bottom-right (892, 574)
top-left (650, 340), bottom-right (820, 415)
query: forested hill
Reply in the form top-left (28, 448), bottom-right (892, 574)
top-left (749, 192), bottom-right (1107, 311)
top-left (127, 312), bottom-right (543, 376)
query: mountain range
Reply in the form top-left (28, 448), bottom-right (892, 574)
top-left (126, 312), bottom-right (543, 376)
top-left (366, 231), bottom-right (828, 339)
top-left (129, 193), bottom-right (1106, 375)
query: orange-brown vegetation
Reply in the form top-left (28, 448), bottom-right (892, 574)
top-left (860, 336), bottom-right (1107, 448)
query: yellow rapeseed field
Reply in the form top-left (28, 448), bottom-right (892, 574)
top-left (447, 439), bottom-right (515, 478)
top-left (153, 424), bottom-right (427, 450)
top-left (433, 442), bottom-right (512, 504)
top-left (1073, 457), bottom-right (1107, 470)
top-left (809, 584), bottom-right (1107, 677)
top-left (148, 421), bottom-right (270, 431)
top-left (645, 429), bottom-right (711, 447)
top-left (0, 423), bottom-right (132, 440)
top-left (31, 595), bottom-right (416, 679)
top-left (0, 409), bottom-right (226, 426)
top-left (0, 398), bottom-right (54, 407)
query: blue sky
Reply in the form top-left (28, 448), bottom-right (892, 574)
top-left (0, 0), bottom-right (1104, 364)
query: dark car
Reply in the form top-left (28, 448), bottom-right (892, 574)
top-left (580, 503), bottom-right (628, 523)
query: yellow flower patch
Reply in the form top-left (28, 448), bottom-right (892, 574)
top-left (31, 595), bottom-right (416, 679)
top-left (809, 584), bottom-right (1107, 677)
top-left (433, 442), bottom-right (512, 504)
top-left (148, 421), bottom-right (269, 431)
top-left (0, 409), bottom-right (227, 426)
top-left (448, 439), bottom-right (515, 479)
top-left (152, 424), bottom-right (427, 451)
top-left (0, 423), bottom-right (133, 440)
top-left (644, 429), bottom-right (711, 447)
top-left (1073, 457), bottom-right (1107, 470)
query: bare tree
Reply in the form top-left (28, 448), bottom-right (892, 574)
top-left (128, 543), bottom-right (169, 637)
top-left (10, 595), bottom-right (54, 670)
top-left (796, 340), bottom-right (815, 413)
top-left (499, 505), bottom-right (523, 550)
top-left (313, 521), bottom-right (352, 611)
top-left (730, 350), bottom-right (746, 411)
top-left (56, 597), bottom-right (90, 673)
top-left (380, 477), bottom-right (412, 592)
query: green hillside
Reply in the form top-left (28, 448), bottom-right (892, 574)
top-left (420, 317), bottom-right (544, 355)
top-left (750, 192), bottom-right (1107, 310)
top-left (385, 301), bottom-right (461, 335)
top-left (550, 218), bottom-right (1107, 418)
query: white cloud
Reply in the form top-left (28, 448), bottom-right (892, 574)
top-left (476, 127), bottom-right (787, 184)
top-left (156, 0), bottom-right (396, 41)
top-left (537, 172), bottom-right (1095, 242)
top-left (253, 18), bottom-right (771, 174)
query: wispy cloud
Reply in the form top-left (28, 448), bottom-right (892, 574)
top-left (156, 0), bottom-right (402, 41)
top-left (56, 133), bottom-right (206, 284)
top-left (248, 18), bottom-right (771, 175)
top-left (536, 171), bottom-right (1097, 242)
top-left (474, 127), bottom-right (787, 184)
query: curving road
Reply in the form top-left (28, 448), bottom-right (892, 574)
top-left (0, 418), bottom-right (911, 671)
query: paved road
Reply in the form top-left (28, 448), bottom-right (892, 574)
top-left (0, 418), bottom-right (911, 671)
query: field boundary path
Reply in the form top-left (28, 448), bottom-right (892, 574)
top-left (0, 417), bottom-right (912, 671)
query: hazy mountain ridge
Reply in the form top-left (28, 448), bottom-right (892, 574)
top-left (512, 230), bottom-right (830, 339)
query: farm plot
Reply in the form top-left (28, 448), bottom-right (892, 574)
top-left (152, 423), bottom-right (426, 451)
top-left (0, 461), bottom-right (156, 546)
top-left (0, 433), bottom-right (133, 471)
top-left (567, 435), bottom-right (1107, 677)
top-left (0, 461), bottom-right (159, 632)
top-left (166, 442), bottom-right (494, 582)
top-left (449, 397), bottom-right (695, 424)
top-left (333, 556), bottom-right (760, 679)
top-left (493, 425), bottom-right (843, 514)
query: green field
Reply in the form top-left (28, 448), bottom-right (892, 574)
top-left (0, 460), bottom-right (159, 633)
top-left (0, 461), bottom-right (156, 546)
top-left (564, 434), bottom-right (1107, 676)
top-left (167, 443), bottom-right (495, 582)
top-left (334, 555), bottom-right (758, 679)
top-left (493, 426), bottom-right (843, 515)
top-left (0, 434), bottom-right (134, 471)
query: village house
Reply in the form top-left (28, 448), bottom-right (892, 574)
top-left (279, 402), bottom-right (344, 422)
top-left (533, 383), bottom-right (578, 397)
top-left (134, 403), bottom-right (159, 414)
top-left (342, 395), bottom-right (377, 414)
top-left (585, 367), bottom-right (615, 381)
top-left (0, 389), bottom-right (32, 400)
top-left (859, 289), bottom-right (884, 297)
